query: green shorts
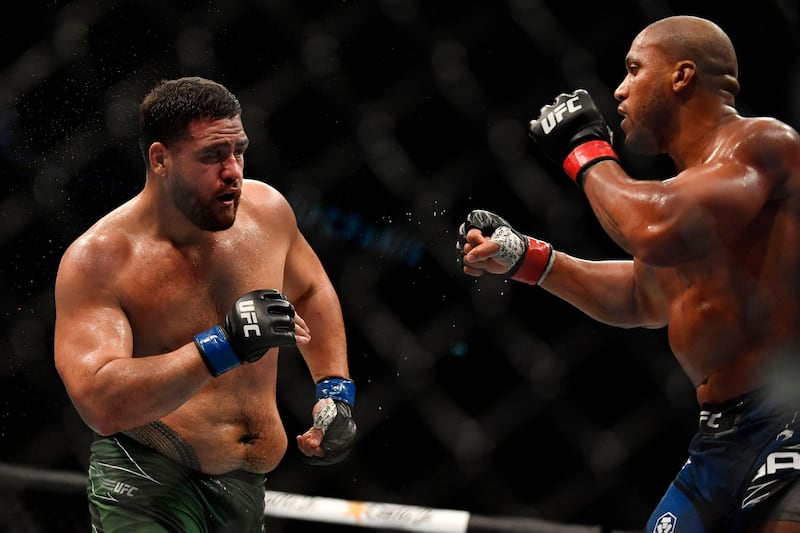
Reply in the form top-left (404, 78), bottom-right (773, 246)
top-left (87, 433), bottom-right (267, 533)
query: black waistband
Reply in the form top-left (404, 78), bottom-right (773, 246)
top-left (697, 389), bottom-right (760, 436)
top-left (97, 432), bottom-right (265, 483)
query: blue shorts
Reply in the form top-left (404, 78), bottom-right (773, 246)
top-left (648, 389), bottom-right (800, 532)
top-left (87, 433), bottom-right (267, 533)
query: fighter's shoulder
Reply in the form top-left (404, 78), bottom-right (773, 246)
top-left (241, 178), bottom-right (295, 218)
top-left (58, 205), bottom-right (135, 281)
top-left (735, 116), bottom-right (800, 149)
top-left (726, 116), bottom-right (800, 169)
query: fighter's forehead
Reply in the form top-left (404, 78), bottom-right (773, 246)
top-left (629, 26), bottom-right (656, 52)
top-left (625, 29), bottom-right (662, 64)
top-left (186, 116), bottom-right (247, 144)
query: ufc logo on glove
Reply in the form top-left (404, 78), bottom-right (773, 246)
top-left (540, 95), bottom-right (583, 134)
top-left (195, 289), bottom-right (297, 375)
top-left (237, 299), bottom-right (262, 337)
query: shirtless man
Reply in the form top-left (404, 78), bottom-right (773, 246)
top-left (458, 16), bottom-right (800, 532)
top-left (54, 77), bottom-right (357, 532)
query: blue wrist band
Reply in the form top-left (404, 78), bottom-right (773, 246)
top-left (316, 377), bottom-right (356, 406)
top-left (193, 325), bottom-right (240, 377)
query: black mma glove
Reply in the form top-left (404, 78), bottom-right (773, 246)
top-left (305, 377), bottom-right (357, 466)
top-left (457, 209), bottom-right (554, 285)
top-left (528, 89), bottom-right (619, 187)
top-left (194, 289), bottom-right (296, 377)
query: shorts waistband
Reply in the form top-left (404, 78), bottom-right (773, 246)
top-left (697, 389), bottom-right (760, 436)
top-left (96, 432), bottom-right (266, 484)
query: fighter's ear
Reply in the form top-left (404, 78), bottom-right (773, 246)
top-left (149, 142), bottom-right (167, 173)
top-left (672, 60), bottom-right (697, 93)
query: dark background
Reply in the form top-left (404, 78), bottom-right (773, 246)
top-left (1, 1), bottom-right (799, 532)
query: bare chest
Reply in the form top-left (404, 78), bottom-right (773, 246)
top-left (118, 238), bottom-right (288, 355)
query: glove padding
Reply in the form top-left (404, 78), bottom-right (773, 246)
top-left (303, 377), bottom-right (357, 465)
top-left (304, 399), bottom-right (357, 466)
top-left (458, 209), bottom-right (553, 285)
top-left (458, 209), bottom-right (527, 276)
top-left (194, 289), bottom-right (296, 377)
top-left (528, 89), bottom-right (618, 186)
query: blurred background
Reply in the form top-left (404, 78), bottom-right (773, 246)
top-left (1, 1), bottom-right (799, 531)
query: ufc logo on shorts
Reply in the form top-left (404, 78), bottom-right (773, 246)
top-left (541, 96), bottom-right (582, 134)
top-left (698, 408), bottom-right (737, 435)
top-left (113, 481), bottom-right (138, 496)
top-left (237, 299), bottom-right (262, 338)
top-left (699, 410), bottom-right (722, 428)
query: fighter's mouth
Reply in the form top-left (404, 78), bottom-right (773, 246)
top-left (216, 191), bottom-right (239, 204)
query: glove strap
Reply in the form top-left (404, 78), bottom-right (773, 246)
top-left (562, 140), bottom-right (619, 187)
top-left (511, 236), bottom-right (554, 285)
top-left (316, 377), bottom-right (356, 406)
top-left (194, 325), bottom-right (240, 377)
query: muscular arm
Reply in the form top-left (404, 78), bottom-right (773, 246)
top-left (535, 152), bottom-right (767, 327)
top-left (463, 228), bottom-right (667, 328)
top-left (242, 179), bottom-right (350, 382)
top-left (282, 226), bottom-right (350, 382)
top-left (581, 154), bottom-right (770, 267)
top-left (53, 237), bottom-right (211, 436)
top-left (280, 217), bottom-right (355, 461)
top-left (539, 252), bottom-right (668, 328)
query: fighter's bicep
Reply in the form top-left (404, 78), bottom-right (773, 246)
top-left (670, 160), bottom-right (769, 238)
top-left (54, 262), bottom-right (133, 390)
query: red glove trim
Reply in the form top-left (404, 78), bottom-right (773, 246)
top-left (562, 140), bottom-right (619, 186)
top-left (511, 236), bottom-right (554, 285)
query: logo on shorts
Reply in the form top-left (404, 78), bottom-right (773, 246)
top-left (100, 479), bottom-right (139, 497)
top-left (653, 512), bottom-right (676, 533)
top-left (698, 409), bottom-right (738, 435)
top-left (744, 448), bottom-right (800, 507)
